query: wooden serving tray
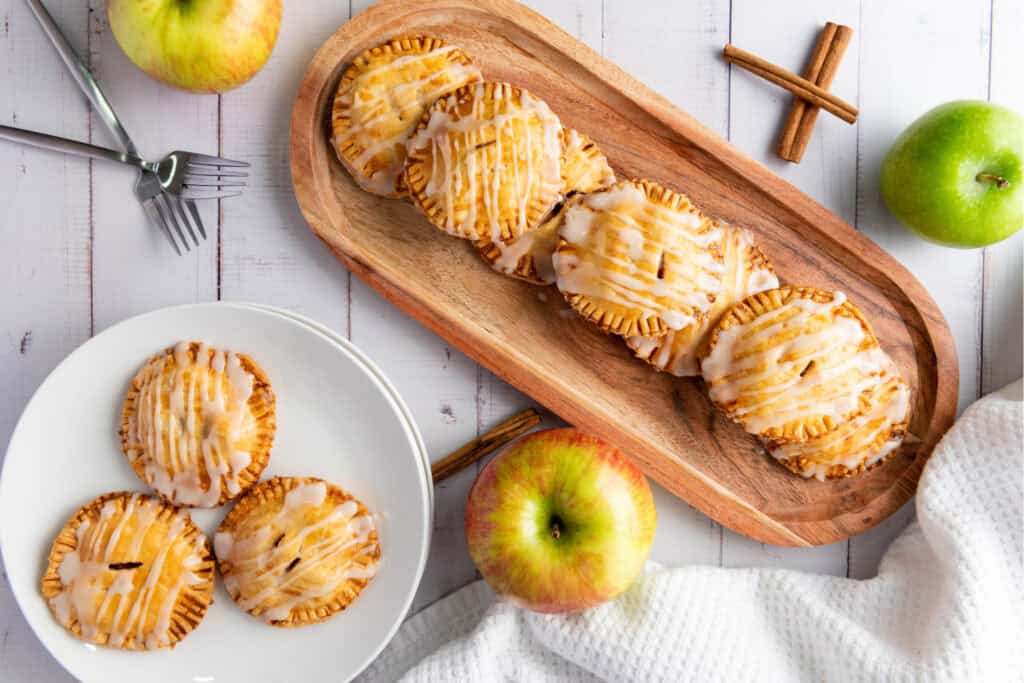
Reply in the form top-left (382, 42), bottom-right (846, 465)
top-left (289, 0), bottom-right (958, 546)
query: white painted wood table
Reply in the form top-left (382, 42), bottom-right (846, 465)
top-left (1, 1), bottom-right (1021, 679)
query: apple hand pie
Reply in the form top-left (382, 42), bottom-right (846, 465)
top-left (700, 286), bottom-right (891, 444)
top-left (41, 492), bottom-right (214, 650)
top-left (405, 81), bottom-right (563, 243)
top-left (215, 476), bottom-right (380, 627)
top-left (332, 35), bottom-right (482, 197)
top-left (770, 358), bottom-right (910, 480)
top-left (120, 342), bottom-right (276, 508)
top-left (626, 224), bottom-right (778, 376)
top-left (553, 180), bottom-right (724, 337)
top-left (475, 127), bottom-right (616, 285)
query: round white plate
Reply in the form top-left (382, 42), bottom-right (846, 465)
top-left (0, 303), bottom-right (431, 683)
top-left (245, 304), bottom-right (434, 509)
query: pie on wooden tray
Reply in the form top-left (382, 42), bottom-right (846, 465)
top-left (41, 492), bottom-right (214, 650)
top-left (626, 224), bottom-right (778, 376)
top-left (404, 81), bottom-right (563, 243)
top-left (331, 35), bottom-right (482, 197)
top-left (553, 179), bottom-right (724, 337)
top-left (700, 286), bottom-right (891, 445)
top-left (558, 127), bottom-right (617, 196)
top-left (120, 341), bottom-right (276, 508)
top-left (769, 356), bottom-right (910, 480)
top-left (474, 128), bottom-right (617, 285)
top-left (215, 476), bottom-right (381, 628)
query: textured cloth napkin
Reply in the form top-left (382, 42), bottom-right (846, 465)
top-left (361, 381), bottom-right (1023, 682)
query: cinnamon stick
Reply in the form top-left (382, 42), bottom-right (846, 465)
top-left (723, 44), bottom-right (858, 124)
top-left (777, 23), bottom-right (838, 159)
top-left (778, 23), bottom-right (854, 162)
top-left (431, 408), bottom-right (541, 482)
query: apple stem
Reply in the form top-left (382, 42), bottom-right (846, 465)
top-left (976, 172), bottom-right (1011, 189)
top-left (550, 522), bottom-right (561, 539)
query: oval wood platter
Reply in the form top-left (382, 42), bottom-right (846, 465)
top-left (289, 0), bottom-right (958, 546)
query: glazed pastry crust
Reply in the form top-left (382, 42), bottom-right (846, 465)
top-left (626, 224), bottom-right (778, 376)
top-left (405, 81), bottom-right (563, 243)
top-left (215, 476), bottom-right (381, 628)
top-left (701, 286), bottom-right (888, 445)
top-left (41, 492), bottom-right (214, 650)
top-left (770, 364), bottom-right (910, 480)
top-left (557, 128), bottom-right (616, 196)
top-left (554, 180), bottom-right (724, 337)
top-left (120, 342), bottom-right (276, 508)
top-left (331, 35), bottom-right (482, 197)
top-left (474, 128), bottom-right (616, 285)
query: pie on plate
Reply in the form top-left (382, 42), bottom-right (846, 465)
top-left (700, 286), bottom-right (891, 444)
top-left (40, 492), bottom-right (214, 650)
top-left (331, 35), bottom-right (482, 197)
top-left (215, 476), bottom-right (381, 628)
top-left (405, 81), bottom-right (563, 243)
top-left (553, 180), bottom-right (724, 337)
top-left (120, 341), bottom-right (276, 508)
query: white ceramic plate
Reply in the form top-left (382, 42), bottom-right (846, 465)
top-left (0, 303), bottom-right (431, 683)
top-left (245, 304), bottom-right (434, 509)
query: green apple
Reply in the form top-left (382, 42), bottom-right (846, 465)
top-left (464, 428), bottom-right (656, 614)
top-left (880, 100), bottom-right (1023, 248)
top-left (107, 0), bottom-right (282, 94)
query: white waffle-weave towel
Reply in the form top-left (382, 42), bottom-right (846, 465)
top-left (361, 381), bottom-right (1023, 682)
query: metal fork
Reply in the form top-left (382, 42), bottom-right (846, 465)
top-left (24, 0), bottom-right (247, 254)
top-left (0, 123), bottom-right (247, 234)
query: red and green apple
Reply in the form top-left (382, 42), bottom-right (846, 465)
top-left (106, 0), bottom-right (282, 94)
top-left (465, 428), bottom-right (656, 614)
top-left (880, 100), bottom-right (1023, 248)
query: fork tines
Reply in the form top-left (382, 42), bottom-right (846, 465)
top-left (151, 194), bottom-right (205, 254)
top-left (187, 153), bottom-right (249, 168)
top-left (182, 154), bottom-right (249, 200)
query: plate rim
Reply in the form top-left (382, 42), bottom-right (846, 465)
top-left (243, 303), bottom-right (434, 509)
top-left (0, 302), bottom-right (432, 683)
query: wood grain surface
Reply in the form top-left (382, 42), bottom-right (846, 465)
top-left (289, 0), bottom-right (959, 546)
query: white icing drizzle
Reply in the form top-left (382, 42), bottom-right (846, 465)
top-left (333, 43), bottom-right (482, 195)
top-left (553, 183), bottom-right (724, 330)
top-left (626, 225), bottom-right (778, 376)
top-left (128, 342), bottom-right (258, 508)
top-left (701, 291), bottom-right (890, 436)
top-left (480, 128), bottom-right (617, 283)
top-left (218, 483), bottom-right (379, 624)
top-left (771, 362), bottom-right (911, 480)
top-left (482, 207), bottom-right (561, 284)
top-left (48, 494), bottom-right (207, 650)
top-left (406, 82), bottom-right (563, 242)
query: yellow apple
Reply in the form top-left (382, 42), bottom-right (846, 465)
top-left (107, 0), bottom-right (282, 94)
top-left (465, 429), bottom-right (656, 613)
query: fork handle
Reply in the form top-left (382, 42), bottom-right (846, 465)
top-left (0, 124), bottom-right (147, 169)
top-left (25, 0), bottom-right (139, 157)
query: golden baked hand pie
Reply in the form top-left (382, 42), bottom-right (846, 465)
top-left (41, 492), bottom-right (214, 650)
top-left (474, 127), bottom-right (616, 285)
top-left (405, 81), bottom-right (563, 243)
top-left (626, 225), bottom-right (778, 376)
top-left (700, 286), bottom-right (891, 444)
top-left (120, 342), bottom-right (276, 508)
top-left (769, 358), bottom-right (910, 480)
top-left (558, 128), bottom-right (616, 196)
top-left (215, 476), bottom-right (380, 627)
top-left (553, 180), bottom-right (724, 337)
top-left (331, 35), bottom-right (482, 197)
